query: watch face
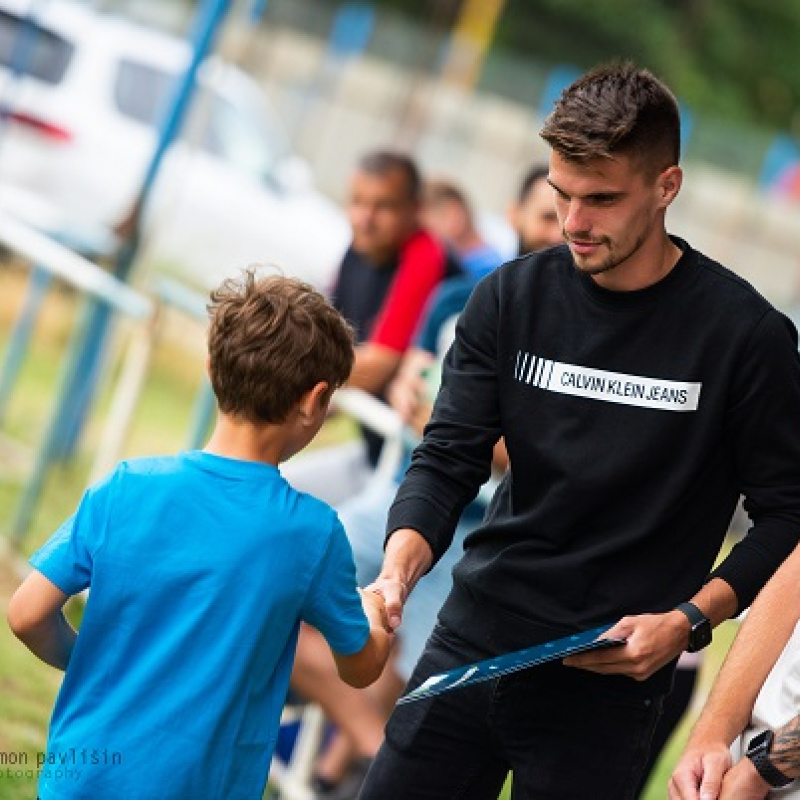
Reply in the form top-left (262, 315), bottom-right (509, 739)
top-left (747, 730), bottom-right (771, 756)
top-left (687, 620), bottom-right (712, 652)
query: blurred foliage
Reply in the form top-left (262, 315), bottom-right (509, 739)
top-left (368, 0), bottom-right (800, 136)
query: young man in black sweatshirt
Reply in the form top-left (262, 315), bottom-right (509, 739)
top-left (359, 62), bottom-right (800, 799)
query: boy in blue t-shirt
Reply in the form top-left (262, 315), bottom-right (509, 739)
top-left (7, 272), bottom-right (393, 800)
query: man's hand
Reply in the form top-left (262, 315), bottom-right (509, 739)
top-left (363, 576), bottom-right (409, 632)
top-left (668, 742), bottom-right (732, 800)
top-left (718, 758), bottom-right (771, 800)
top-left (563, 610), bottom-right (689, 681)
top-left (358, 588), bottom-right (393, 635)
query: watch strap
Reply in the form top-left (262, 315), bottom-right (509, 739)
top-left (676, 601), bottom-right (705, 627)
top-left (675, 601), bottom-right (712, 652)
top-left (746, 730), bottom-right (795, 789)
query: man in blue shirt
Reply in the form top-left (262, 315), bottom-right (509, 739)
top-left (8, 272), bottom-right (393, 800)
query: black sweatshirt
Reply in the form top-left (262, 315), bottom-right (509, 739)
top-left (387, 239), bottom-right (800, 685)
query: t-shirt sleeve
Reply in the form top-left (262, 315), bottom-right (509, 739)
top-left (303, 515), bottom-right (370, 655)
top-left (369, 232), bottom-right (447, 353)
top-left (29, 469), bottom-right (116, 595)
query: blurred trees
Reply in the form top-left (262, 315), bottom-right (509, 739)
top-left (372, 0), bottom-right (800, 135)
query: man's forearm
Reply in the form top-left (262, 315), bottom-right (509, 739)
top-left (688, 577), bottom-right (739, 629)
top-left (689, 547), bottom-right (800, 748)
top-left (380, 528), bottom-right (434, 592)
top-left (370, 528), bottom-right (434, 631)
top-left (348, 344), bottom-right (401, 396)
top-left (772, 715), bottom-right (800, 780)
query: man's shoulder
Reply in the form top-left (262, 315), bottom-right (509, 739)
top-left (688, 245), bottom-right (782, 326)
top-left (691, 247), bottom-right (771, 304)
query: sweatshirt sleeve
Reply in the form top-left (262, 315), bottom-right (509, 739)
top-left (709, 308), bottom-right (800, 610)
top-left (386, 274), bottom-right (502, 565)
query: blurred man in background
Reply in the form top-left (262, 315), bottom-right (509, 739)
top-left (420, 178), bottom-right (503, 280)
top-left (282, 149), bottom-right (456, 504)
top-left (507, 163), bottom-right (562, 256)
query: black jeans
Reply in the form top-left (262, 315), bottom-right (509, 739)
top-left (359, 624), bottom-right (664, 800)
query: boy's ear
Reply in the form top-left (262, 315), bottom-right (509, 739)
top-left (299, 381), bottom-right (331, 424)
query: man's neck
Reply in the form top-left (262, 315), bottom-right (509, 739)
top-left (591, 232), bottom-right (682, 292)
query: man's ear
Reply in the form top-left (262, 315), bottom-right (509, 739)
top-left (658, 165), bottom-right (683, 208)
top-left (506, 201), bottom-right (520, 230)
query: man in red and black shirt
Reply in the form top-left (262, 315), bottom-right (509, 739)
top-left (331, 150), bottom-right (458, 464)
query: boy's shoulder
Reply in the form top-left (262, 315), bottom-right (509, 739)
top-left (287, 483), bottom-right (340, 527)
top-left (115, 454), bottom-right (186, 476)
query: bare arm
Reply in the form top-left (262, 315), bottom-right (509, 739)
top-left (669, 542), bottom-right (800, 800)
top-left (332, 589), bottom-right (394, 689)
top-left (7, 570), bottom-right (77, 671)
top-left (347, 343), bottom-right (403, 396)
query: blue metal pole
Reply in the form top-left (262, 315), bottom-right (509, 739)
top-left (248, 0), bottom-right (269, 24)
top-left (0, 266), bottom-right (52, 423)
top-left (186, 379), bottom-right (217, 450)
top-left (10, 295), bottom-right (100, 542)
top-left (49, 0), bottom-right (234, 461)
top-left (11, 0), bottom-right (233, 544)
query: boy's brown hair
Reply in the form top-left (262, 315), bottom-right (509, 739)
top-left (207, 270), bottom-right (355, 424)
top-left (540, 62), bottom-right (680, 177)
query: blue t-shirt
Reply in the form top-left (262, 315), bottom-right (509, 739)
top-left (30, 451), bottom-right (369, 800)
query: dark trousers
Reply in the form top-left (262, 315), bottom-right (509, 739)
top-left (360, 625), bottom-right (664, 800)
top-left (636, 664), bottom-right (699, 795)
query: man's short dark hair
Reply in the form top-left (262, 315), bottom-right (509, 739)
top-left (540, 62), bottom-right (680, 176)
top-left (517, 164), bottom-right (550, 203)
top-left (207, 271), bottom-right (354, 424)
top-left (357, 150), bottom-right (422, 201)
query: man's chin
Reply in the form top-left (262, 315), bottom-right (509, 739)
top-left (571, 253), bottom-right (615, 277)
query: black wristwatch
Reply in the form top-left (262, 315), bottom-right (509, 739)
top-left (746, 729), bottom-right (795, 788)
top-left (675, 602), bottom-right (712, 652)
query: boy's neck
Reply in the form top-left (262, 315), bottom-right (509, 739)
top-left (203, 414), bottom-right (287, 466)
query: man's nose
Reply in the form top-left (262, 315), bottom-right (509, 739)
top-left (563, 201), bottom-right (589, 236)
top-left (350, 203), bottom-right (375, 230)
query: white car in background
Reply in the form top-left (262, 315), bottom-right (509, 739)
top-left (0, 0), bottom-right (349, 290)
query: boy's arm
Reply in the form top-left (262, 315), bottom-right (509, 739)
top-left (7, 570), bottom-right (77, 671)
top-left (332, 589), bottom-right (394, 689)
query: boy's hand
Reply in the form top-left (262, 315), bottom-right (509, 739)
top-left (358, 588), bottom-right (392, 634)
